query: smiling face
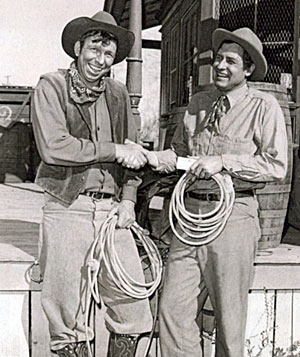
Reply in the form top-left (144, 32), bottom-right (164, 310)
top-left (213, 42), bottom-right (254, 93)
top-left (75, 32), bottom-right (117, 87)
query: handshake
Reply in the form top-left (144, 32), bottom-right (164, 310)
top-left (115, 139), bottom-right (159, 170)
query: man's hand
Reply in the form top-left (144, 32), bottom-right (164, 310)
top-left (115, 142), bottom-right (148, 169)
top-left (143, 149), bottom-right (177, 173)
top-left (108, 200), bottom-right (135, 229)
top-left (143, 150), bottom-right (159, 168)
top-left (189, 155), bottom-right (223, 179)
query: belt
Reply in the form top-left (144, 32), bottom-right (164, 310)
top-left (187, 190), bottom-right (253, 201)
top-left (81, 191), bottom-right (113, 200)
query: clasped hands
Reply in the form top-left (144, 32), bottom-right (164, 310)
top-left (115, 140), bottom-right (223, 178)
top-left (115, 139), bottom-right (158, 170)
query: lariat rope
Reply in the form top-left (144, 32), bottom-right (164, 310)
top-left (169, 172), bottom-right (235, 246)
top-left (85, 216), bottom-right (163, 356)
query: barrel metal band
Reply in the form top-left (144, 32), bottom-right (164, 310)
top-left (126, 57), bottom-right (143, 63)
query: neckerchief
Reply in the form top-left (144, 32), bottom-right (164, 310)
top-left (206, 95), bottom-right (229, 134)
top-left (68, 61), bottom-right (106, 104)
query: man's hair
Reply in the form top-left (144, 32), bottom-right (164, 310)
top-left (79, 30), bottom-right (117, 51)
top-left (215, 40), bottom-right (254, 71)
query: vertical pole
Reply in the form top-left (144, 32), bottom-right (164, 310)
top-left (126, 0), bottom-right (143, 135)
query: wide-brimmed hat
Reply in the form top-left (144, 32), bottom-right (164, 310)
top-left (62, 11), bottom-right (135, 64)
top-left (212, 27), bottom-right (267, 80)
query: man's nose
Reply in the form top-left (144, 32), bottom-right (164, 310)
top-left (95, 52), bottom-right (105, 65)
top-left (216, 58), bottom-right (226, 69)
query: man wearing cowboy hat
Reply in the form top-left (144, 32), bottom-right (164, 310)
top-left (146, 27), bottom-right (288, 356)
top-left (32, 11), bottom-right (152, 357)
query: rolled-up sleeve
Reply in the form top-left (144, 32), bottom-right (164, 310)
top-left (32, 78), bottom-right (116, 166)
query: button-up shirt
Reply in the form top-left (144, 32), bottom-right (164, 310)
top-left (155, 83), bottom-right (288, 183)
top-left (83, 93), bottom-right (116, 194)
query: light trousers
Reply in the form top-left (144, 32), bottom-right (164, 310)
top-left (39, 193), bottom-right (152, 351)
top-left (159, 196), bottom-right (261, 357)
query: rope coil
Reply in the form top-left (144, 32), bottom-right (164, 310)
top-left (169, 172), bottom-right (235, 245)
top-left (87, 216), bottom-right (162, 301)
top-left (85, 216), bottom-right (163, 356)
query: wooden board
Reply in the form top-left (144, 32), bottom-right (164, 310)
top-left (0, 292), bottom-right (29, 357)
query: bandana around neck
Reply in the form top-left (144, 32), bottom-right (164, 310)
top-left (67, 61), bottom-right (106, 104)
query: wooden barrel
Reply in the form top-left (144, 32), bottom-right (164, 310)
top-left (248, 82), bottom-right (293, 250)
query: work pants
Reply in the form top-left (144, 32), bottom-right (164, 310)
top-left (159, 196), bottom-right (261, 357)
top-left (39, 193), bottom-right (152, 352)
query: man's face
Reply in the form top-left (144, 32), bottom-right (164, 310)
top-left (76, 33), bottom-right (117, 86)
top-left (213, 42), bottom-right (249, 92)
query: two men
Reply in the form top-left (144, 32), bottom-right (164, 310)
top-left (32, 11), bottom-right (152, 357)
top-left (33, 8), bottom-right (288, 357)
top-left (148, 28), bottom-right (288, 356)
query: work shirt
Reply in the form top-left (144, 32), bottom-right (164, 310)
top-left (83, 93), bottom-right (116, 195)
top-left (155, 83), bottom-right (288, 183)
top-left (32, 71), bottom-right (139, 204)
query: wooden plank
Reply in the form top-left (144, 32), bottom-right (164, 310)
top-left (245, 290), bottom-right (275, 357)
top-left (255, 244), bottom-right (300, 264)
top-left (31, 291), bottom-right (52, 357)
top-left (14, 92), bottom-right (32, 121)
top-left (0, 103), bottom-right (30, 116)
top-left (292, 291), bottom-right (300, 346)
top-left (0, 291), bottom-right (29, 357)
top-left (273, 290), bottom-right (293, 352)
top-left (0, 183), bottom-right (44, 223)
top-left (0, 260), bottom-right (32, 290)
top-left (252, 265), bottom-right (300, 289)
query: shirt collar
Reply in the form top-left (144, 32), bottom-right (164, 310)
top-left (225, 83), bottom-right (248, 109)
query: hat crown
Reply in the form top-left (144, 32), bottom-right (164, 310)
top-left (231, 28), bottom-right (263, 53)
top-left (91, 11), bottom-right (118, 27)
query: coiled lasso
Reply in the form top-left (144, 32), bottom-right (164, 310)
top-left (169, 172), bottom-right (235, 246)
top-left (85, 215), bottom-right (163, 356)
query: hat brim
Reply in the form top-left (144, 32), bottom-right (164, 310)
top-left (212, 29), bottom-right (267, 81)
top-left (62, 17), bottom-right (135, 64)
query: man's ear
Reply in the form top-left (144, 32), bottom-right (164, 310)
top-left (74, 41), bottom-right (81, 57)
top-left (246, 63), bottom-right (255, 77)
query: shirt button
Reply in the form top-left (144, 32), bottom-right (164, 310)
top-left (81, 176), bottom-right (85, 181)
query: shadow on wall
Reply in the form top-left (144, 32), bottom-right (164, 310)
top-left (0, 122), bottom-right (40, 183)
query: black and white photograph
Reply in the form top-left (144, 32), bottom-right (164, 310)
top-left (1, 1), bottom-right (300, 356)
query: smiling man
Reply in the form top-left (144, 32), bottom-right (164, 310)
top-left (146, 28), bottom-right (288, 356)
top-left (32, 11), bottom-right (152, 357)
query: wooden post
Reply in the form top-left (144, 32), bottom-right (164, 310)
top-left (126, 0), bottom-right (143, 134)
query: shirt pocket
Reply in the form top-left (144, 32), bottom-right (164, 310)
top-left (213, 135), bottom-right (254, 155)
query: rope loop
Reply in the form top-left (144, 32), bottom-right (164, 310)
top-left (169, 172), bottom-right (235, 245)
top-left (84, 216), bottom-right (163, 356)
top-left (87, 216), bottom-right (163, 302)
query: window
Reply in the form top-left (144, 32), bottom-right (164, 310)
top-left (161, 1), bottom-right (201, 114)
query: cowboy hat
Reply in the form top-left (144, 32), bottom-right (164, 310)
top-left (212, 27), bottom-right (267, 80)
top-left (62, 11), bottom-right (135, 64)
